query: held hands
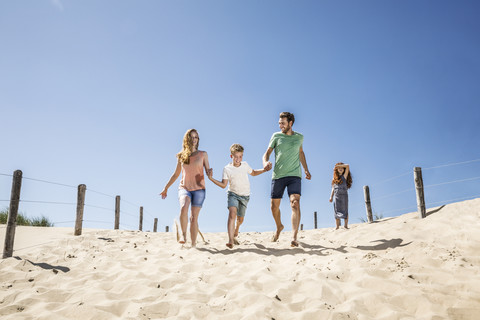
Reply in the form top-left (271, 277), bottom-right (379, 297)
top-left (263, 162), bottom-right (272, 172)
top-left (206, 168), bottom-right (213, 179)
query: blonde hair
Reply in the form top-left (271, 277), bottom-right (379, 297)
top-left (177, 129), bottom-right (199, 164)
top-left (230, 143), bottom-right (244, 155)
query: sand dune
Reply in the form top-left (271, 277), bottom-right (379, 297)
top-left (1, 198), bottom-right (480, 319)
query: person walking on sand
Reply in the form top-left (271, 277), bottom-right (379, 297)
top-left (208, 143), bottom-right (270, 249)
top-left (263, 112), bottom-right (311, 247)
top-left (329, 163), bottom-right (352, 229)
top-left (160, 129), bottom-right (211, 247)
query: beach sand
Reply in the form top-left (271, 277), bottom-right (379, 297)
top-left (1, 198), bottom-right (480, 319)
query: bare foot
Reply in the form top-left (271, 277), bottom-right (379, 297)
top-left (290, 240), bottom-right (299, 247)
top-left (226, 243), bottom-right (233, 249)
top-left (344, 226), bottom-right (349, 229)
top-left (335, 226), bottom-right (339, 230)
top-left (272, 225), bottom-right (284, 242)
top-left (178, 240), bottom-right (186, 244)
top-left (233, 238), bottom-right (240, 245)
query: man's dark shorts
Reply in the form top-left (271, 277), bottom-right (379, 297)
top-left (271, 176), bottom-right (301, 199)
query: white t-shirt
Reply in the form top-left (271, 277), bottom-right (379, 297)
top-left (222, 161), bottom-right (253, 196)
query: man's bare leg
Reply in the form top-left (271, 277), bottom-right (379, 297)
top-left (271, 198), bottom-right (284, 241)
top-left (290, 194), bottom-right (301, 247)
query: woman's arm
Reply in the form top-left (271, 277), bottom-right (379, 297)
top-left (203, 151), bottom-right (211, 174)
top-left (329, 187), bottom-right (334, 202)
top-left (160, 160), bottom-right (182, 199)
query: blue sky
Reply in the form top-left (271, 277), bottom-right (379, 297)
top-left (1, 1), bottom-right (479, 233)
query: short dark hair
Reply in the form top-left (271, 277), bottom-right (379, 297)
top-left (279, 112), bottom-right (295, 124)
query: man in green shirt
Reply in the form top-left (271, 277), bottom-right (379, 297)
top-left (263, 112), bottom-right (311, 247)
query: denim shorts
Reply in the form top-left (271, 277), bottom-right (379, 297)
top-left (227, 191), bottom-right (250, 217)
top-left (271, 176), bottom-right (301, 199)
top-left (178, 188), bottom-right (206, 208)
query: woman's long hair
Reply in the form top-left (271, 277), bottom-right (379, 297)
top-left (331, 162), bottom-right (352, 189)
top-left (176, 129), bottom-right (199, 164)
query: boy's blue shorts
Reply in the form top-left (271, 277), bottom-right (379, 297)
top-left (227, 191), bottom-right (250, 217)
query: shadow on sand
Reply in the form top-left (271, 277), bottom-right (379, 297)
top-left (196, 241), bottom-right (350, 257)
top-left (426, 205), bottom-right (446, 217)
top-left (354, 238), bottom-right (412, 251)
top-left (25, 259), bottom-right (71, 273)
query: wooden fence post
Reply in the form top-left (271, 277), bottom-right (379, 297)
top-left (363, 185), bottom-right (373, 223)
top-left (114, 196), bottom-right (120, 230)
top-left (314, 211), bottom-right (317, 229)
top-left (165, 226), bottom-right (169, 232)
top-left (414, 167), bottom-right (426, 218)
top-left (153, 218), bottom-right (158, 232)
top-left (139, 206), bottom-right (143, 231)
top-left (74, 184), bottom-right (86, 236)
top-left (3, 170), bottom-right (22, 259)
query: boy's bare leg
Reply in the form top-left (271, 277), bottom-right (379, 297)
top-left (290, 194), bottom-right (301, 247)
top-left (190, 206), bottom-right (201, 247)
top-left (233, 216), bottom-right (244, 245)
top-left (234, 216), bottom-right (244, 237)
top-left (271, 199), bottom-right (284, 241)
top-left (178, 196), bottom-right (190, 244)
top-left (227, 207), bottom-right (237, 248)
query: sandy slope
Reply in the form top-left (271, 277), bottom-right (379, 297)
top-left (1, 198), bottom-right (479, 319)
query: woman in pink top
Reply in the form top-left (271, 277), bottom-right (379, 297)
top-left (160, 129), bottom-right (211, 247)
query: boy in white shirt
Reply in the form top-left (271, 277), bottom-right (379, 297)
top-left (208, 144), bottom-right (271, 248)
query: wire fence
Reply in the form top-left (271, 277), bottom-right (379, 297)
top-left (350, 157), bottom-right (480, 221)
top-left (2, 157), bottom-right (479, 252)
top-left (0, 171), bottom-right (160, 234)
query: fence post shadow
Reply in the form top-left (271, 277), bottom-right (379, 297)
top-left (426, 205), bottom-right (446, 217)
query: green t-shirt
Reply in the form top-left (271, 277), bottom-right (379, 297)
top-left (268, 131), bottom-right (304, 180)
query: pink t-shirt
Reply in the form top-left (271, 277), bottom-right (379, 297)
top-left (179, 151), bottom-right (206, 191)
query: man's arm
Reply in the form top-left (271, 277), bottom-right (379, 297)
top-left (263, 147), bottom-right (274, 171)
top-left (299, 145), bottom-right (311, 180)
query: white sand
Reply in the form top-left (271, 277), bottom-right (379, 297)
top-left (1, 198), bottom-right (480, 319)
